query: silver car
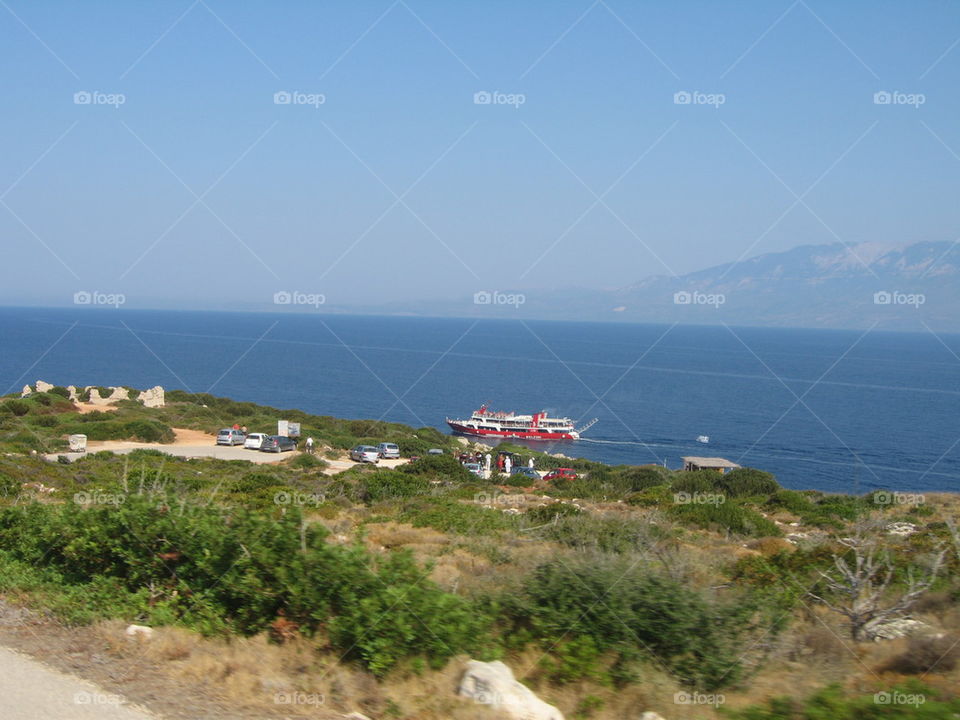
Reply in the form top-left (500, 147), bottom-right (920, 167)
top-left (350, 445), bottom-right (379, 463)
top-left (216, 428), bottom-right (245, 446)
top-left (377, 442), bottom-right (400, 459)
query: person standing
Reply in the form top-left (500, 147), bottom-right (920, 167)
top-left (306, 436), bottom-right (315, 454)
top-left (484, 453), bottom-right (491, 471)
top-left (504, 455), bottom-right (512, 475)
top-left (528, 457), bottom-right (534, 469)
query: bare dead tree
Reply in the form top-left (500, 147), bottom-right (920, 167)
top-left (808, 525), bottom-right (946, 641)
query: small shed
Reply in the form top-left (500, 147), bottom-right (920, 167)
top-left (682, 456), bottom-right (741, 474)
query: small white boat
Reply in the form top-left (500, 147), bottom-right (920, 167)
top-left (696, 435), bottom-right (710, 444)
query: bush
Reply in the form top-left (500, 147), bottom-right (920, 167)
top-left (2, 400), bottom-right (30, 417)
top-left (719, 468), bottom-right (780, 497)
top-left (719, 681), bottom-right (960, 718)
top-left (49, 386), bottom-right (71, 399)
top-left (289, 453), bottom-right (327, 470)
top-left (400, 454), bottom-right (473, 482)
top-left (880, 634), bottom-right (960, 675)
top-left (669, 502), bottom-right (782, 538)
top-left (0, 497), bottom-right (488, 674)
top-left (502, 557), bottom-right (759, 689)
top-left (357, 470), bottom-right (430, 503)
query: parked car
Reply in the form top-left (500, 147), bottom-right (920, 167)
top-left (377, 442), bottom-right (400, 459)
top-left (243, 432), bottom-right (269, 450)
top-left (463, 462), bottom-right (483, 477)
top-left (427, 448), bottom-right (444, 455)
top-left (510, 466), bottom-right (541, 480)
top-left (350, 445), bottom-right (380, 463)
top-left (542, 467), bottom-right (578, 482)
top-left (216, 428), bottom-right (245, 446)
top-left (260, 435), bottom-right (296, 453)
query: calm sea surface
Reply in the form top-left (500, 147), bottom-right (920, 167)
top-left (2, 307), bottom-right (958, 494)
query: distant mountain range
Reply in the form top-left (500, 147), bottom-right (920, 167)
top-left (363, 240), bottom-right (959, 332)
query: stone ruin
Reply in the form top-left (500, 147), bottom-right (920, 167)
top-left (21, 381), bottom-right (165, 408)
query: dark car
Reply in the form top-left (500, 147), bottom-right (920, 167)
top-left (543, 467), bottom-right (578, 481)
top-left (260, 435), bottom-right (297, 453)
top-left (510, 466), bottom-right (541, 480)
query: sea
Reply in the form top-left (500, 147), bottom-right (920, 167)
top-left (1, 306), bottom-right (958, 495)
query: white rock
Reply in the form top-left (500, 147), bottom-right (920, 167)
top-left (458, 660), bottom-right (564, 720)
top-left (125, 624), bottom-right (154, 641)
top-left (871, 618), bottom-right (930, 641)
top-left (20, 385), bottom-right (32, 397)
top-left (886, 522), bottom-right (917, 536)
top-left (67, 385), bottom-right (78, 401)
top-left (342, 714), bottom-right (372, 720)
top-left (35, 380), bottom-right (54, 393)
top-left (640, 713), bottom-right (667, 720)
top-left (138, 385), bottom-right (165, 408)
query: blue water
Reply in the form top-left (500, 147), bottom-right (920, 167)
top-left (2, 307), bottom-right (959, 495)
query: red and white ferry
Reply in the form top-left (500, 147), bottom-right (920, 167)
top-left (446, 405), bottom-right (596, 441)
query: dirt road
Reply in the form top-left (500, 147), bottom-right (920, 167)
top-left (0, 645), bottom-right (155, 720)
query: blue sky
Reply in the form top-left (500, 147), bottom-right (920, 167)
top-left (1, 0), bottom-right (958, 309)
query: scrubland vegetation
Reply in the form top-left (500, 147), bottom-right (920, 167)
top-left (1, 390), bottom-right (959, 718)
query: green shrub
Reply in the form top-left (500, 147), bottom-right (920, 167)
top-left (670, 470), bottom-right (722, 495)
top-left (2, 400), bottom-right (30, 417)
top-left (719, 681), bottom-right (960, 719)
top-left (718, 468), bottom-right (780, 497)
top-left (669, 502), bottom-right (782, 538)
top-left (49, 386), bottom-right (71, 399)
top-left (400, 454), bottom-right (473, 482)
top-left (0, 497), bottom-right (488, 674)
top-left (357, 470), bottom-right (430, 503)
top-left (503, 557), bottom-right (759, 689)
top-left (289, 453), bottom-right (327, 470)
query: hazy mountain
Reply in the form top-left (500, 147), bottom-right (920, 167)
top-left (442, 240), bottom-right (960, 332)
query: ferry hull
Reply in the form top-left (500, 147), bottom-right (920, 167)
top-left (447, 420), bottom-right (578, 441)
